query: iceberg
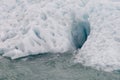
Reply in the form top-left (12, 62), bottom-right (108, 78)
top-left (0, 0), bottom-right (90, 59)
top-left (75, 0), bottom-right (120, 72)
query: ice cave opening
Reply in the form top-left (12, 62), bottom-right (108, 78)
top-left (71, 18), bottom-right (90, 49)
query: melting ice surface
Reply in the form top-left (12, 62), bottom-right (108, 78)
top-left (0, 0), bottom-right (120, 73)
top-left (0, 53), bottom-right (120, 80)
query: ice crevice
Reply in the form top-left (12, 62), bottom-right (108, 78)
top-left (71, 17), bottom-right (90, 49)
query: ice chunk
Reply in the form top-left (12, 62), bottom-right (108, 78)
top-left (0, 0), bottom-right (89, 59)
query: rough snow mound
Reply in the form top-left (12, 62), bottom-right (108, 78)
top-left (75, 0), bottom-right (120, 72)
top-left (0, 0), bottom-right (90, 59)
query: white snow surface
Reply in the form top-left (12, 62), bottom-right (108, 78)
top-left (75, 0), bottom-right (120, 72)
top-left (0, 0), bottom-right (89, 59)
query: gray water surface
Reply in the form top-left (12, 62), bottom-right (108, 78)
top-left (0, 53), bottom-right (120, 80)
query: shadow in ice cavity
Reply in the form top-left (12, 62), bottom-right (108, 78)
top-left (71, 20), bottom-right (90, 49)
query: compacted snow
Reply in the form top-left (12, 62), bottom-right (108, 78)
top-left (75, 0), bottom-right (120, 72)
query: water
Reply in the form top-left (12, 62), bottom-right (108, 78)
top-left (0, 53), bottom-right (120, 80)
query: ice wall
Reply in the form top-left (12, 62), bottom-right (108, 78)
top-left (75, 0), bottom-right (120, 72)
top-left (0, 0), bottom-right (90, 59)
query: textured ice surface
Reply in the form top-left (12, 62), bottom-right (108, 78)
top-left (75, 0), bottom-right (120, 72)
top-left (1, 0), bottom-right (120, 72)
top-left (0, 0), bottom-right (90, 59)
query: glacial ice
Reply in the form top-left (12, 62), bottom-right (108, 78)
top-left (75, 0), bottom-right (120, 72)
top-left (0, 0), bottom-right (120, 72)
top-left (0, 0), bottom-right (89, 59)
